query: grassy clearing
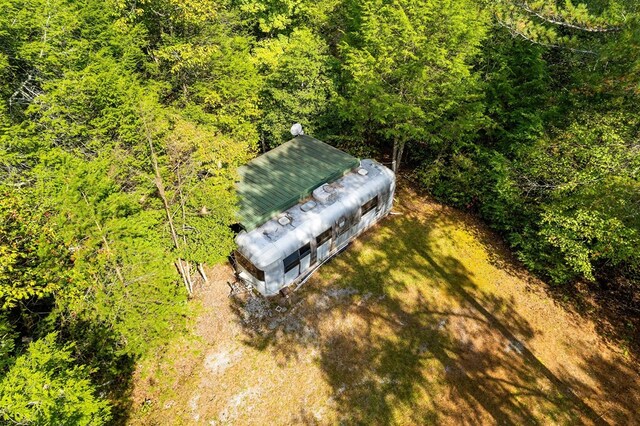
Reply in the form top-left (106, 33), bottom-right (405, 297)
top-left (128, 184), bottom-right (638, 425)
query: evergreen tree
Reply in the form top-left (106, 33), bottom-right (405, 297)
top-left (340, 0), bottom-right (488, 172)
top-left (1, 0), bottom-right (639, 420)
top-left (234, 0), bottom-right (341, 36)
top-left (254, 27), bottom-right (336, 149)
top-left (0, 333), bottom-right (111, 425)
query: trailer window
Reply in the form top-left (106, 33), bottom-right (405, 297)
top-left (316, 229), bottom-right (331, 245)
top-left (284, 242), bottom-right (313, 273)
top-left (362, 196), bottom-right (379, 215)
top-left (337, 215), bottom-right (352, 236)
top-left (300, 242), bottom-right (311, 258)
top-left (235, 251), bottom-right (265, 281)
top-left (283, 251), bottom-right (300, 273)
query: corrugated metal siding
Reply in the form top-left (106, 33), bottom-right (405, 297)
top-left (237, 135), bottom-right (359, 230)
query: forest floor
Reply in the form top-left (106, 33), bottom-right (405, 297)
top-left (127, 184), bottom-right (639, 425)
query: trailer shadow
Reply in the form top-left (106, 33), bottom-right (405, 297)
top-left (228, 190), bottom-right (636, 424)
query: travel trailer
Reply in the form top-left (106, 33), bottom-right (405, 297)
top-left (232, 132), bottom-right (395, 296)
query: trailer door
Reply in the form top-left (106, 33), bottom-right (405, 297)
top-left (335, 212), bottom-right (356, 249)
top-left (299, 242), bottom-right (311, 272)
top-left (360, 196), bottom-right (379, 229)
top-left (283, 251), bottom-right (300, 285)
top-left (283, 243), bottom-right (312, 285)
top-left (316, 229), bottom-right (332, 263)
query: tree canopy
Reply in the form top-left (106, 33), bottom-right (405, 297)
top-left (1, 0), bottom-right (638, 422)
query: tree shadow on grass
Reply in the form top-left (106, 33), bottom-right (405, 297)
top-left (544, 276), bottom-right (640, 363)
top-left (229, 188), bottom-right (634, 425)
top-left (405, 181), bottom-right (640, 364)
top-left (556, 350), bottom-right (640, 425)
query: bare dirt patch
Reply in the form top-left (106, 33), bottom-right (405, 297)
top-left (129, 185), bottom-right (639, 425)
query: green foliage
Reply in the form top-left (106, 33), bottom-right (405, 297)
top-left (154, 32), bottom-right (261, 142)
top-left (43, 153), bottom-right (186, 355)
top-left (0, 187), bottom-right (74, 309)
top-left (1, 0), bottom-right (249, 416)
top-left (0, 0), bottom-right (83, 80)
top-left (235, 0), bottom-right (340, 35)
top-left (149, 109), bottom-right (250, 266)
top-left (516, 113), bottom-right (640, 282)
top-left (339, 0), bottom-right (488, 166)
top-left (481, 31), bottom-right (551, 150)
top-left (1, 0), bottom-right (639, 420)
top-left (538, 206), bottom-right (638, 282)
top-left (28, 59), bottom-right (146, 153)
top-left (145, 0), bottom-right (261, 143)
top-left (418, 2), bottom-right (640, 286)
top-left (255, 28), bottom-right (335, 147)
top-left (492, 0), bottom-right (631, 51)
top-left (0, 313), bottom-right (17, 371)
top-left (0, 333), bottom-right (111, 425)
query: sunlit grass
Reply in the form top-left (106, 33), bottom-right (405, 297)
top-left (128, 186), bottom-right (637, 425)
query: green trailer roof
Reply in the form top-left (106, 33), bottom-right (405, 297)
top-left (237, 135), bottom-right (359, 231)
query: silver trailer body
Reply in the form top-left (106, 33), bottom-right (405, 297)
top-left (233, 159), bottom-right (395, 296)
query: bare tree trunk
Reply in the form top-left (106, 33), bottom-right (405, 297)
top-left (142, 111), bottom-right (193, 297)
top-left (174, 260), bottom-right (192, 295)
top-left (392, 140), bottom-right (398, 174)
top-left (177, 167), bottom-right (187, 246)
top-left (392, 140), bottom-right (405, 174)
top-left (197, 263), bottom-right (209, 285)
top-left (396, 141), bottom-right (405, 173)
top-left (39, 1), bottom-right (51, 58)
top-left (184, 260), bottom-right (194, 294)
top-left (260, 133), bottom-right (267, 153)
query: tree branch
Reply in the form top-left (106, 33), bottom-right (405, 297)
top-left (516, 1), bottom-right (622, 34)
top-left (496, 18), bottom-right (597, 55)
top-left (80, 191), bottom-right (126, 285)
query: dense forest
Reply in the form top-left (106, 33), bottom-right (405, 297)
top-left (0, 0), bottom-right (638, 423)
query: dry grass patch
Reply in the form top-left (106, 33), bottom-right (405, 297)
top-left (129, 184), bottom-right (639, 425)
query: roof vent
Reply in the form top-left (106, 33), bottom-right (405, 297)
top-left (277, 216), bottom-right (291, 226)
top-left (262, 222), bottom-right (281, 241)
top-left (313, 184), bottom-right (338, 205)
top-left (357, 168), bottom-right (369, 176)
top-left (301, 200), bottom-right (317, 212)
